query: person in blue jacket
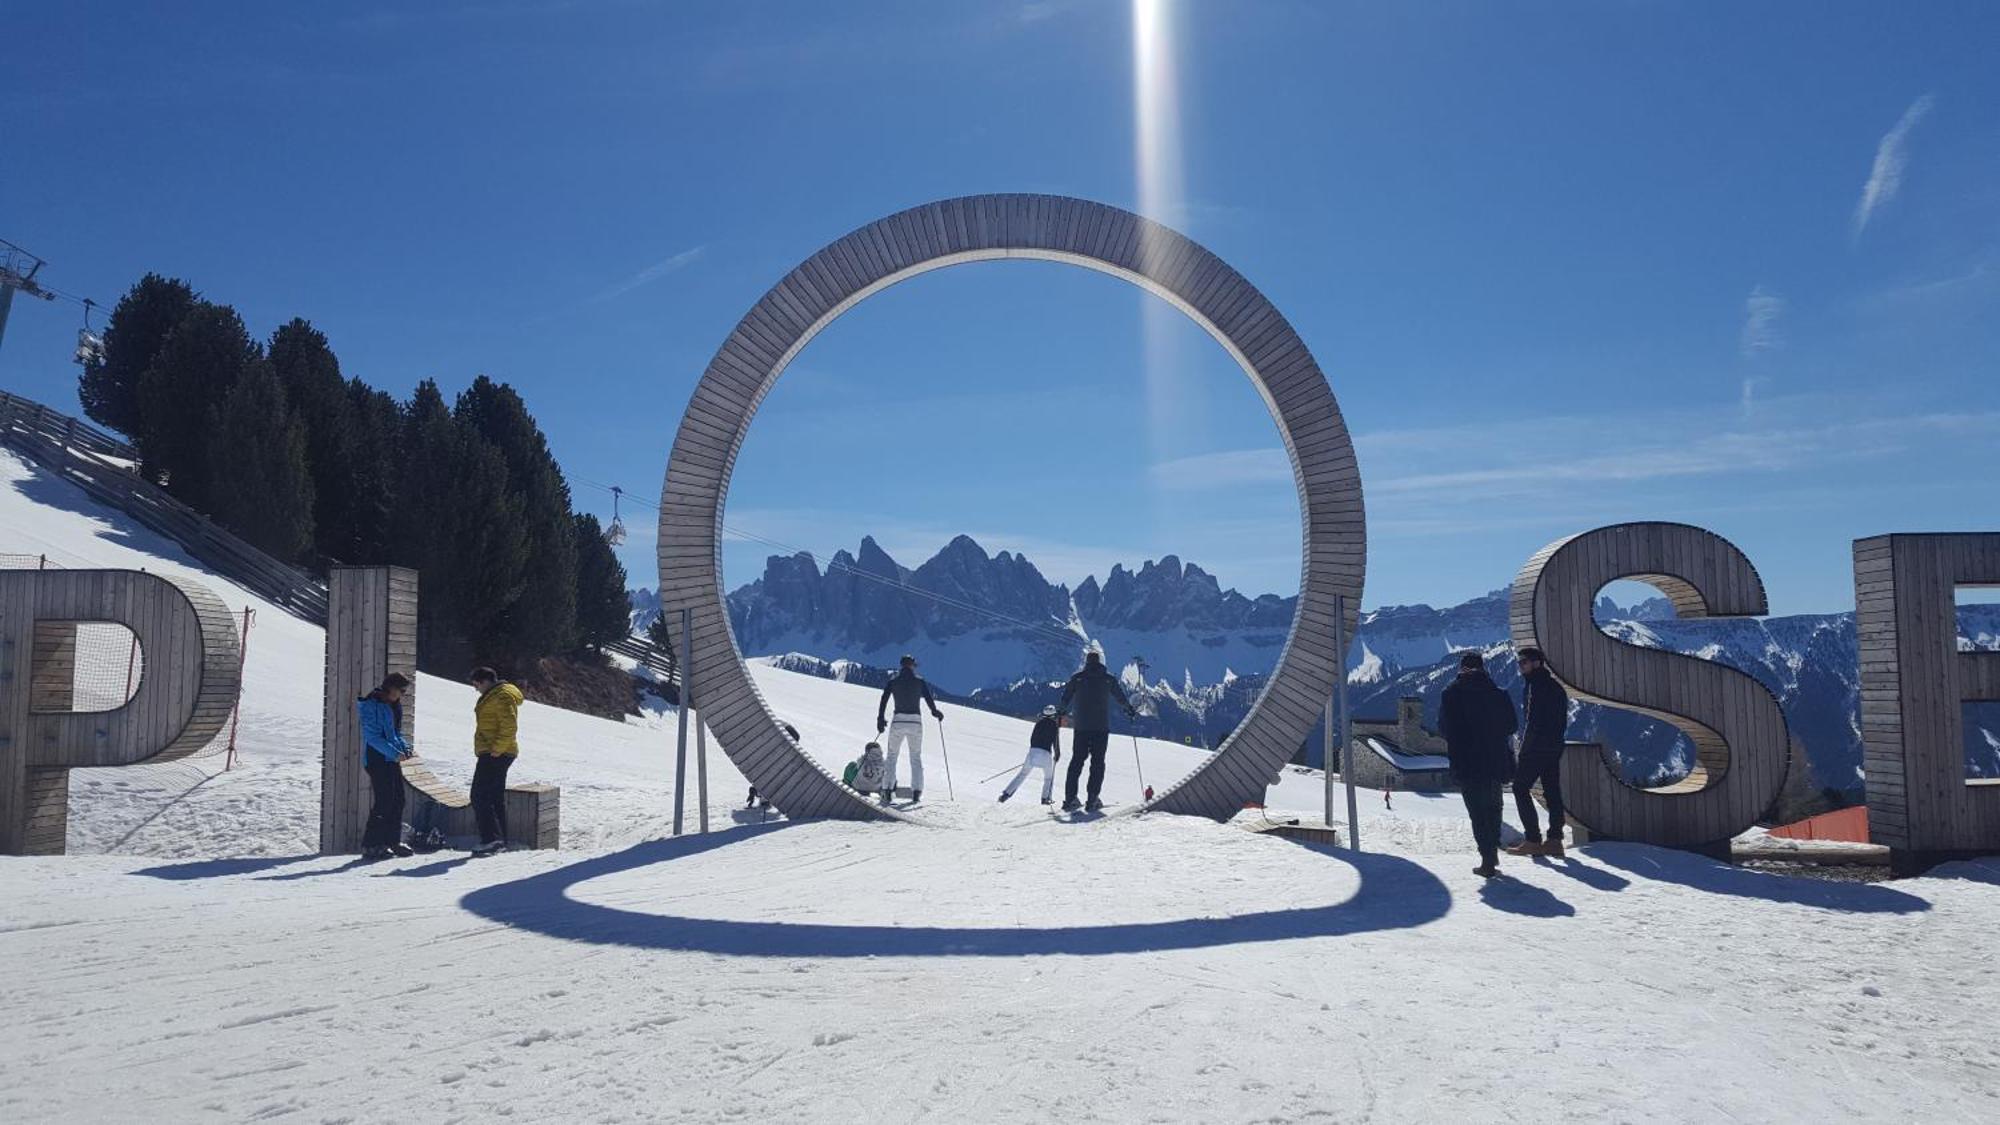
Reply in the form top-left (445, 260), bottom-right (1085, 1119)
top-left (358, 672), bottom-right (415, 859)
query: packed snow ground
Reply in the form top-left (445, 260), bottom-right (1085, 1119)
top-left (5, 447), bottom-right (2000, 1121)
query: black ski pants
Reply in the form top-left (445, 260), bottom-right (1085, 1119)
top-left (1460, 778), bottom-right (1505, 865)
top-left (1065, 730), bottom-right (1111, 803)
top-left (363, 757), bottom-right (406, 850)
top-left (1513, 745), bottom-right (1566, 844)
top-left (472, 754), bottom-right (515, 845)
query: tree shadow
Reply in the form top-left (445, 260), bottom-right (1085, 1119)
top-left (132, 854), bottom-right (319, 881)
top-left (1593, 844), bottom-right (1931, 914)
top-left (1477, 876), bottom-right (1575, 918)
top-left (459, 823), bottom-right (1454, 958)
top-left (5, 463), bottom-right (205, 564)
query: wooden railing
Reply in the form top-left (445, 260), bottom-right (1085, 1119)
top-left (0, 389), bottom-right (330, 623)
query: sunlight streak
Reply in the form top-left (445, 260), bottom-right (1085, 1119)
top-left (1133, 0), bottom-right (1188, 483)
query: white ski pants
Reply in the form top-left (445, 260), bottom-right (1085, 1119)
top-left (883, 716), bottom-right (924, 792)
top-left (1002, 746), bottom-right (1056, 802)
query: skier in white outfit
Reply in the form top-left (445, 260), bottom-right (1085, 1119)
top-left (875, 655), bottom-right (943, 803)
top-left (1000, 706), bottom-right (1064, 805)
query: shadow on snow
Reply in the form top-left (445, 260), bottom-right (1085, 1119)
top-left (1591, 844), bottom-right (1930, 914)
top-left (458, 822), bottom-right (1453, 958)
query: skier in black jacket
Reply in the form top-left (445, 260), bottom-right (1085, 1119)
top-left (1056, 649), bottom-right (1136, 812)
top-left (1509, 646), bottom-right (1572, 857)
top-left (875, 655), bottom-right (943, 803)
top-left (1438, 651), bottom-right (1519, 877)
top-left (1000, 706), bottom-right (1064, 805)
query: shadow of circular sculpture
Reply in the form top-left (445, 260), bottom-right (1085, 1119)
top-left (659, 194), bottom-right (1364, 821)
top-left (457, 825), bottom-right (1448, 957)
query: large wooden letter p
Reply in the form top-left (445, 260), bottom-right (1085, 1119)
top-left (0, 569), bottom-right (242, 855)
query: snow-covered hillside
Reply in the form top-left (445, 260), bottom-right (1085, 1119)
top-left (0, 446), bottom-right (1377, 856)
top-left (7, 446), bottom-right (2000, 1121)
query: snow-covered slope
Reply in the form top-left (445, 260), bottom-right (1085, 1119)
top-left (0, 446), bottom-right (1398, 857)
top-left (7, 447), bottom-right (2000, 1122)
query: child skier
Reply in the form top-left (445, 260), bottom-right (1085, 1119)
top-left (999, 706), bottom-right (1064, 805)
top-left (842, 741), bottom-right (888, 795)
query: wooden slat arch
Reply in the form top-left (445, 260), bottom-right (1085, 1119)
top-left (659, 194), bottom-right (1365, 821)
top-left (1508, 522), bottom-right (1791, 848)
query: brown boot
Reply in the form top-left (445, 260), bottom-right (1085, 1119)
top-left (1541, 837), bottom-right (1566, 859)
top-left (1505, 840), bottom-right (1541, 857)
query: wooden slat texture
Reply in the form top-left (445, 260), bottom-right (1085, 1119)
top-left (1854, 534), bottom-right (2000, 865)
top-left (1508, 522), bottom-right (1791, 849)
top-left (657, 194), bottom-right (1364, 822)
top-left (319, 566), bottom-right (560, 853)
top-left (0, 569), bottom-right (242, 854)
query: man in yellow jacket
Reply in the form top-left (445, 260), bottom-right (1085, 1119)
top-left (469, 667), bottom-right (523, 855)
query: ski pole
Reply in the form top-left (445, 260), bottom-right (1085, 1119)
top-left (978, 763), bottom-right (1018, 785)
top-left (934, 714), bottom-right (956, 800)
top-left (1130, 731), bottom-right (1147, 800)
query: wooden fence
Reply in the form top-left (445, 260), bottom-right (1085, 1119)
top-left (0, 389), bottom-right (328, 623)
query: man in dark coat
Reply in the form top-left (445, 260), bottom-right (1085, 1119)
top-left (1438, 651), bottom-right (1519, 877)
top-left (1509, 645), bottom-right (1572, 858)
top-left (1057, 649), bottom-right (1136, 812)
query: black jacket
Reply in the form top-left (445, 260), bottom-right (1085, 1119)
top-left (1058, 661), bottom-right (1133, 733)
top-left (1521, 666), bottom-right (1570, 752)
top-left (878, 669), bottom-right (939, 721)
top-left (1029, 716), bottom-right (1062, 753)
top-left (1438, 669), bottom-right (1519, 783)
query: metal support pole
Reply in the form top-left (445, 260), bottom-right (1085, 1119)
top-left (695, 693), bottom-right (710, 833)
top-left (1336, 594), bottom-right (1359, 850)
top-left (672, 607), bottom-right (693, 836)
top-left (1323, 695), bottom-right (1335, 829)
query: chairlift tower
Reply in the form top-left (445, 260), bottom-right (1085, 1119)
top-left (0, 239), bottom-right (58, 361)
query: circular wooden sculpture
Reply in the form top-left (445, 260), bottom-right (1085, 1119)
top-left (659, 194), bottom-right (1363, 821)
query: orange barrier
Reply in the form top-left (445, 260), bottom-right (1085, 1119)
top-left (1769, 805), bottom-right (1870, 843)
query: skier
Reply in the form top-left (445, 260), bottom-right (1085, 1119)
top-left (1382, 781), bottom-right (1394, 812)
top-left (1509, 645), bottom-right (1572, 858)
top-left (1438, 651), bottom-right (1520, 878)
top-left (1057, 648), bottom-right (1137, 812)
top-left (469, 667), bottom-right (523, 855)
top-left (875, 655), bottom-right (943, 803)
top-left (842, 741), bottom-right (889, 795)
top-left (999, 705), bottom-right (1064, 805)
top-left (357, 672), bottom-right (414, 860)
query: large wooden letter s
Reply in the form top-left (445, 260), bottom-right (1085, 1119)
top-left (1510, 522), bottom-right (1791, 848)
top-left (0, 569), bottom-right (242, 855)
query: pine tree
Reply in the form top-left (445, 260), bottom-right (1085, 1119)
top-left (267, 319), bottom-right (352, 564)
top-left (395, 380), bottom-right (529, 671)
top-left (80, 274), bottom-right (198, 439)
top-left (336, 381), bottom-right (400, 563)
top-left (572, 513), bottom-right (632, 649)
top-left (136, 302), bottom-right (260, 510)
top-left (453, 376), bottom-right (579, 660)
top-left (207, 360), bottom-right (316, 562)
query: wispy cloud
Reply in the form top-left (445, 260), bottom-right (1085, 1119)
top-left (1737, 284), bottom-right (1784, 416)
top-left (1853, 94), bottom-right (1936, 241)
top-left (1150, 448), bottom-right (1291, 490)
top-left (592, 246), bottom-right (704, 302)
top-left (1365, 409), bottom-right (2000, 507)
top-left (1739, 285), bottom-right (1784, 358)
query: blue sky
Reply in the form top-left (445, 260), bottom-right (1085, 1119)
top-left (2, 1), bottom-right (1994, 615)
